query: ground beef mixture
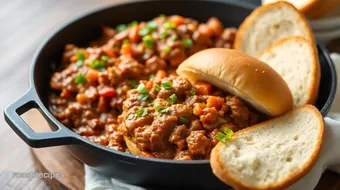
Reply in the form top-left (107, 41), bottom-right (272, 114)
top-left (48, 15), bottom-right (261, 160)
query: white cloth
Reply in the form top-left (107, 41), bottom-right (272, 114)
top-left (85, 53), bottom-right (340, 190)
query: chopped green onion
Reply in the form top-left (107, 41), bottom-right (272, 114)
top-left (163, 46), bottom-right (171, 55)
top-left (168, 94), bottom-right (177, 104)
top-left (128, 114), bottom-right (135, 120)
top-left (116, 24), bottom-right (127, 32)
top-left (189, 88), bottom-right (196, 95)
top-left (158, 14), bottom-right (166, 18)
top-left (136, 83), bottom-right (148, 94)
top-left (142, 35), bottom-right (154, 49)
top-left (138, 27), bottom-right (150, 36)
top-left (148, 102), bottom-right (153, 107)
top-left (74, 73), bottom-right (87, 85)
top-left (155, 105), bottom-right (168, 114)
top-left (129, 80), bottom-right (138, 89)
top-left (163, 21), bottom-right (176, 29)
top-left (159, 31), bottom-right (168, 39)
top-left (138, 93), bottom-right (149, 101)
top-left (168, 34), bottom-right (178, 41)
top-left (128, 21), bottom-right (138, 27)
top-left (76, 52), bottom-right (86, 61)
top-left (75, 60), bottom-right (83, 67)
top-left (148, 74), bottom-right (155, 80)
top-left (123, 39), bottom-right (130, 44)
top-left (179, 116), bottom-right (189, 126)
top-left (136, 108), bottom-right (148, 117)
top-left (147, 21), bottom-right (158, 31)
top-left (216, 128), bottom-right (234, 142)
top-left (162, 81), bottom-right (173, 90)
top-left (101, 55), bottom-right (110, 62)
top-left (153, 84), bottom-right (161, 91)
top-left (89, 60), bottom-right (106, 71)
top-left (182, 38), bottom-right (193, 48)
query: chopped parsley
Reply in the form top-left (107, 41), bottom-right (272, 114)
top-left (101, 55), bottom-right (110, 62)
top-left (153, 84), bottom-right (161, 91)
top-left (89, 60), bottom-right (106, 71)
top-left (142, 35), bottom-right (154, 49)
top-left (75, 52), bottom-right (86, 67)
top-left (216, 128), bottom-right (234, 142)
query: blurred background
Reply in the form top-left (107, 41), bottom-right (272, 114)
top-left (0, 0), bottom-right (339, 189)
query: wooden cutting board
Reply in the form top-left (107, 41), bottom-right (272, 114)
top-left (25, 109), bottom-right (340, 190)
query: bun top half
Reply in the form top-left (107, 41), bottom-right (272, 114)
top-left (177, 48), bottom-right (293, 116)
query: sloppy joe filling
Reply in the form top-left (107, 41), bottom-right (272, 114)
top-left (48, 15), bottom-right (262, 160)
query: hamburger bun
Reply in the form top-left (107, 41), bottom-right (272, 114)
top-left (176, 48), bottom-right (293, 116)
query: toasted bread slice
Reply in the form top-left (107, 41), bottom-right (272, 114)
top-left (258, 36), bottom-right (320, 107)
top-left (234, 1), bottom-right (314, 57)
top-left (210, 105), bottom-right (324, 190)
top-left (262, 0), bottom-right (340, 19)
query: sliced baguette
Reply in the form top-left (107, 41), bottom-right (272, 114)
top-left (210, 105), bottom-right (324, 190)
top-left (234, 1), bottom-right (315, 57)
top-left (258, 36), bottom-right (320, 107)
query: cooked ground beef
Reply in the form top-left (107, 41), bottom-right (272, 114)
top-left (48, 15), bottom-right (262, 160)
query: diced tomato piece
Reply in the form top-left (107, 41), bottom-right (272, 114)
top-left (207, 96), bottom-right (224, 109)
top-left (194, 82), bottom-right (212, 95)
top-left (120, 44), bottom-right (134, 56)
top-left (70, 55), bottom-right (78, 63)
top-left (99, 87), bottom-right (116, 97)
top-left (170, 15), bottom-right (185, 26)
top-left (103, 47), bottom-right (115, 57)
top-left (154, 70), bottom-right (167, 82)
top-left (146, 80), bottom-right (154, 90)
top-left (129, 26), bottom-right (140, 43)
top-left (86, 69), bottom-right (99, 84)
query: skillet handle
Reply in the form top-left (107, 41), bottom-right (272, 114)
top-left (4, 88), bottom-right (79, 148)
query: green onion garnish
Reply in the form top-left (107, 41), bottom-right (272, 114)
top-left (179, 116), bottom-right (189, 126)
top-left (76, 52), bottom-right (86, 61)
top-left (129, 80), bottom-right (138, 89)
top-left (155, 105), bottom-right (168, 114)
top-left (142, 35), bottom-right (154, 49)
top-left (116, 24), bottom-right (127, 32)
top-left (216, 128), bottom-right (234, 142)
top-left (136, 108), bottom-right (148, 117)
top-left (159, 31), bottom-right (168, 39)
top-left (182, 38), bottom-right (193, 48)
top-left (75, 60), bottom-right (83, 67)
top-left (163, 46), bottom-right (171, 55)
top-left (128, 114), bottom-right (135, 120)
top-left (136, 84), bottom-right (148, 94)
top-left (147, 21), bottom-right (158, 31)
top-left (74, 73), bottom-right (87, 85)
top-left (138, 27), bottom-right (150, 36)
top-left (158, 14), bottom-right (166, 18)
top-left (189, 88), bottom-right (196, 95)
top-left (148, 74), bottom-right (155, 80)
top-left (123, 39), bottom-right (130, 44)
top-left (162, 81), bottom-right (173, 90)
top-left (163, 21), bottom-right (176, 29)
top-left (128, 21), bottom-right (138, 27)
top-left (138, 93), bottom-right (149, 101)
top-left (89, 60), bottom-right (106, 71)
top-left (153, 84), bottom-right (161, 91)
top-left (168, 94), bottom-right (177, 104)
top-left (168, 34), bottom-right (178, 41)
top-left (101, 55), bottom-right (110, 62)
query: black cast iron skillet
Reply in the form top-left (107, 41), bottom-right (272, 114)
top-left (4, 0), bottom-right (337, 189)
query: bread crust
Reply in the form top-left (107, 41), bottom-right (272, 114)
top-left (234, 1), bottom-right (315, 55)
top-left (210, 105), bottom-right (324, 190)
top-left (304, 0), bottom-right (340, 19)
top-left (177, 48), bottom-right (293, 116)
top-left (258, 36), bottom-right (320, 106)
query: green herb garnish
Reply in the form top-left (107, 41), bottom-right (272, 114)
top-left (75, 60), bottom-right (83, 67)
top-left (155, 105), bottom-right (168, 114)
top-left (163, 21), bottom-right (176, 29)
top-left (74, 73), bottom-right (87, 85)
top-left (168, 34), bottom-right (177, 41)
top-left (138, 27), bottom-right (150, 36)
top-left (128, 21), bottom-right (138, 27)
top-left (129, 80), bottom-right (138, 89)
top-left (179, 116), bottom-right (189, 126)
top-left (182, 38), bottom-right (193, 48)
top-left (76, 52), bottom-right (86, 61)
top-left (162, 81), bottom-right (173, 90)
top-left (142, 35), bottom-right (154, 49)
top-left (189, 88), bottom-right (196, 95)
top-left (101, 55), bottom-right (110, 62)
top-left (159, 31), bottom-right (168, 39)
top-left (148, 74), bottom-right (155, 80)
top-left (128, 114), bottom-right (135, 120)
top-left (123, 39), bottom-right (130, 44)
top-left (158, 14), bottom-right (166, 18)
top-left (89, 60), bottom-right (106, 71)
top-left (116, 24), bottom-right (127, 32)
top-left (216, 128), bottom-right (234, 142)
top-left (136, 83), bottom-right (148, 94)
top-left (147, 21), bottom-right (158, 31)
top-left (168, 94), bottom-right (177, 104)
top-left (138, 93), bottom-right (149, 101)
top-left (136, 108), bottom-right (148, 117)
top-left (153, 84), bottom-right (161, 91)
top-left (163, 46), bottom-right (171, 55)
